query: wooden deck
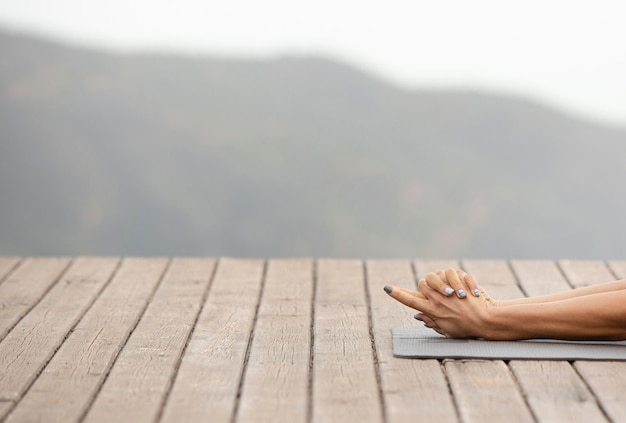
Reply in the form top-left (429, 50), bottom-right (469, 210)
top-left (0, 257), bottom-right (625, 423)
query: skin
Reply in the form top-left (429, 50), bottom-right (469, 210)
top-left (384, 267), bottom-right (626, 341)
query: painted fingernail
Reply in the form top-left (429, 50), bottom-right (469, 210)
top-left (384, 286), bottom-right (392, 294)
top-left (424, 324), bottom-right (431, 328)
top-left (444, 287), bottom-right (454, 296)
top-left (414, 316), bottom-right (423, 321)
top-left (458, 289), bottom-right (467, 298)
top-left (473, 289), bottom-right (481, 297)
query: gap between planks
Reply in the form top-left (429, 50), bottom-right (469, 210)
top-left (2, 258), bottom-right (625, 423)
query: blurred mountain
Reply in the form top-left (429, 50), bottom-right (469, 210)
top-left (1, 30), bottom-right (625, 258)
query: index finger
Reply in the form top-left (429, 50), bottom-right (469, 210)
top-left (383, 285), bottom-right (432, 314)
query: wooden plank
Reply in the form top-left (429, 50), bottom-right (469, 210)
top-left (573, 361), bottom-right (626, 422)
top-left (463, 260), bottom-right (609, 422)
top-left (461, 259), bottom-right (524, 300)
top-left (561, 260), bottom-right (626, 422)
top-left (413, 259), bottom-right (460, 282)
top-left (0, 402), bottom-right (12, 420)
top-left (608, 260), bottom-right (626, 279)
top-left (509, 361), bottom-right (606, 422)
top-left (558, 260), bottom-right (615, 288)
top-left (0, 257), bottom-right (71, 341)
top-left (445, 260), bottom-right (533, 423)
top-left (509, 260), bottom-right (607, 422)
top-left (237, 259), bottom-right (313, 423)
top-left (79, 258), bottom-right (214, 423)
top-left (445, 360), bottom-right (533, 423)
top-left (160, 258), bottom-right (265, 423)
top-left (0, 257), bottom-right (119, 420)
top-left (4, 258), bottom-right (168, 423)
top-left (368, 259), bottom-right (457, 423)
top-left (0, 257), bottom-right (21, 284)
top-left (312, 259), bottom-right (382, 423)
top-left (510, 260), bottom-right (572, 297)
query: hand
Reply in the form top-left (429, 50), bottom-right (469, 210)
top-left (385, 272), bottom-right (497, 339)
top-left (385, 286), bottom-right (447, 336)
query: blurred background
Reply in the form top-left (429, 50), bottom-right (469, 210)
top-left (0, 1), bottom-right (625, 259)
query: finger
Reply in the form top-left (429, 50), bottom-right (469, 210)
top-left (445, 267), bottom-right (467, 298)
top-left (425, 272), bottom-right (454, 297)
top-left (397, 286), bottom-right (426, 299)
top-left (420, 315), bottom-right (444, 335)
top-left (456, 269), bottom-right (476, 295)
top-left (464, 273), bottom-right (481, 297)
top-left (416, 278), bottom-right (425, 292)
top-left (415, 313), bottom-right (440, 329)
top-left (456, 269), bottom-right (468, 284)
top-left (430, 326), bottom-right (445, 335)
top-left (437, 270), bottom-right (447, 282)
top-left (384, 285), bottom-right (433, 313)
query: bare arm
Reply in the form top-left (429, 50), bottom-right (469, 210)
top-left (423, 267), bottom-right (626, 306)
top-left (485, 290), bottom-right (626, 341)
top-left (385, 278), bottom-right (626, 341)
top-left (500, 279), bottom-right (626, 306)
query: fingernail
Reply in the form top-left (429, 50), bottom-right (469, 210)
top-left (414, 316), bottom-right (423, 321)
top-left (444, 287), bottom-right (454, 296)
top-left (473, 289), bottom-right (481, 297)
top-left (458, 289), bottom-right (467, 298)
top-left (424, 324), bottom-right (431, 328)
top-left (384, 285), bottom-right (392, 294)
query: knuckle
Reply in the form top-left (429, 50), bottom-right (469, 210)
top-left (426, 272), bottom-right (438, 283)
top-left (417, 279), bottom-right (427, 290)
top-left (445, 267), bottom-right (455, 275)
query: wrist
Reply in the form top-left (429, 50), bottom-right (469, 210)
top-left (481, 304), bottom-right (515, 341)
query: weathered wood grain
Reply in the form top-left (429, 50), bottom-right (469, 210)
top-left (558, 260), bottom-right (616, 288)
top-left (562, 260), bottom-right (626, 422)
top-left (573, 361), bottom-right (626, 423)
top-left (160, 258), bottom-right (265, 423)
top-left (237, 259), bottom-right (313, 423)
top-left (0, 257), bottom-right (119, 420)
top-left (509, 361), bottom-right (606, 422)
top-left (368, 259), bottom-right (457, 423)
top-left (608, 260), bottom-right (626, 279)
top-left (4, 258), bottom-right (168, 423)
top-left (1, 256), bottom-right (623, 423)
top-left (0, 257), bottom-right (70, 341)
top-left (312, 259), bottom-right (382, 423)
top-left (413, 259), bottom-right (460, 282)
top-left (0, 257), bottom-right (20, 284)
top-left (0, 402), bottom-right (13, 420)
top-left (510, 260), bottom-right (572, 297)
top-left (81, 258), bottom-right (214, 423)
top-left (445, 360), bottom-right (533, 423)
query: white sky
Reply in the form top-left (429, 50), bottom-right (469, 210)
top-left (1, 0), bottom-right (625, 127)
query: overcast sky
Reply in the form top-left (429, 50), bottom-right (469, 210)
top-left (1, 0), bottom-right (625, 127)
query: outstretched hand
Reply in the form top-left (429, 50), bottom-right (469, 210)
top-left (384, 269), bottom-right (498, 339)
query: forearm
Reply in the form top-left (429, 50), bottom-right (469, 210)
top-left (483, 290), bottom-right (626, 341)
top-left (500, 279), bottom-right (626, 306)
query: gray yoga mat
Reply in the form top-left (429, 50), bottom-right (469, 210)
top-left (393, 326), bottom-right (626, 360)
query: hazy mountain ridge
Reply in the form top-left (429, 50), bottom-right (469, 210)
top-left (1, 30), bottom-right (625, 258)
